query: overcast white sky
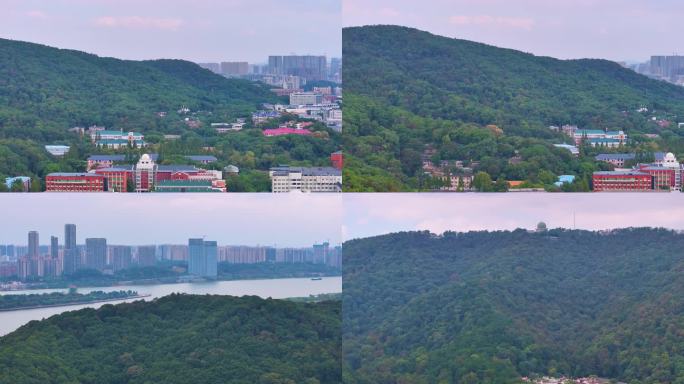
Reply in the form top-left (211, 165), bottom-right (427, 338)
top-left (343, 0), bottom-right (684, 62)
top-left (343, 194), bottom-right (684, 241)
top-left (0, 194), bottom-right (342, 247)
top-left (1, 0), bottom-right (341, 63)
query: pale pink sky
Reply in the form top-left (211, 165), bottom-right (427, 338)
top-left (343, 193), bottom-right (684, 241)
top-left (0, 194), bottom-right (342, 247)
top-left (1, 0), bottom-right (341, 62)
top-left (343, 0), bottom-right (684, 62)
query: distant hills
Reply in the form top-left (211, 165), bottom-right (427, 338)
top-left (342, 25), bottom-right (684, 191)
top-left (343, 228), bottom-right (684, 383)
top-left (0, 294), bottom-right (341, 383)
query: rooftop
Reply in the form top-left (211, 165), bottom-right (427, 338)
top-left (87, 155), bottom-right (126, 161)
top-left (595, 153), bottom-right (635, 160)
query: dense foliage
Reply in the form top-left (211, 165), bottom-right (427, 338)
top-left (342, 25), bottom-right (684, 191)
top-left (0, 290), bottom-right (138, 310)
top-left (0, 294), bottom-right (341, 383)
top-left (343, 228), bottom-right (684, 383)
top-left (0, 38), bottom-right (340, 190)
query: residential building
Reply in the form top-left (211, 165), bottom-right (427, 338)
top-left (50, 236), bottom-right (58, 259)
top-left (197, 62), bottom-right (220, 74)
top-left (188, 239), bottom-right (218, 278)
top-left (268, 55), bottom-right (327, 82)
top-left (137, 245), bottom-right (157, 266)
top-left (220, 61), bottom-right (248, 76)
top-left (63, 224), bottom-right (79, 275)
top-left (45, 173), bottom-right (106, 192)
top-left (28, 231), bottom-right (39, 258)
top-left (110, 245), bottom-right (132, 271)
top-left (269, 166), bottom-right (342, 193)
top-left (85, 238), bottom-right (107, 271)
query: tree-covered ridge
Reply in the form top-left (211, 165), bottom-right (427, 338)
top-left (342, 25), bottom-right (684, 191)
top-left (0, 38), bottom-right (275, 139)
top-left (0, 294), bottom-right (342, 384)
top-left (342, 228), bottom-right (684, 383)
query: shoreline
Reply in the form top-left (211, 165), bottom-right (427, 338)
top-left (0, 294), bottom-right (151, 312)
top-left (1, 274), bottom-right (342, 292)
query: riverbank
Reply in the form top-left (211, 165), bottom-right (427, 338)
top-left (0, 294), bottom-right (151, 312)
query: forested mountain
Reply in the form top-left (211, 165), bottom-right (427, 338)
top-left (0, 38), bottom-right (275, 140)
top-left (343, 228), bottom-right (684, 383)
top-left (343, 25), bottom-right (684, 191)
top-left (0, 294), bottom-right (341, 384)
top-left (0, 38), bottom-right (340, 190)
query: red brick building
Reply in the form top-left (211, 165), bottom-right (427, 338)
top-left (46, 173), bottom-right (106, 192)
top-left (638, 165), bottom-right (675, 190)
top-left (592, 171), bottom-right (652, 192)
top-left (94, 167), bottom-right (133, 192)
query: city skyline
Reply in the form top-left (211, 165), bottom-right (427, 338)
top-left (1, 0), bottom-right (341, 62)
top-left (0, 194), bottom-right (342, 246)
top-left (343, 0), bottom-right (684, 62)
top-left (343, 194), bottom-right (684, 241)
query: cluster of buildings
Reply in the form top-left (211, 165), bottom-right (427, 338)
top-left (550, 125), bottom-right (627, 148)
top-left (198, 55), bottom-right (341, 84)
top-left (269, 160), bottom-right (343, 193)
top-left (628, 55), bottom-right (684, 86)
top-left (88, 127), bottom-right (146, 149)
top-left (46, 153), bottom-right (226, 192)
top-left (421, 147), bottom-right (475, 191)
top-left (523, 376), bottom-right (617, 384)
top-left (0, 224), bottom-right (341, 282)
top-left (253, 88), bottom-right (342, 132)
top-left (592, 152), bottom-right (683, 191)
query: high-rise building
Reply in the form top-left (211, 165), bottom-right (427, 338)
top-left (85, 238), bottom-right (107, 271)
top-left (63, 224), bottom-right (79, 275)
top-left (188, 239), bottom-right (218, 278)
top-left (330, 57), bottom-right (341, 82)
top-left (220, 61), bottom-right (249, 76)
top-left (197, 62), bottom-right (220, 74)
top-left (137, 245), bottom-right (157, 267)
top-left (268, 55), bottom-right (327, 82)
top-left (50, 236), bottom-right (58, 259)
top-left (28, 231), bottom-right (39, 257)
top-left (111, 245), bottom-right (132, 271)
top-left (313, 242), bottom-right (329, 264)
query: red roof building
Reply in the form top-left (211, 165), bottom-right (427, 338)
top-left (331, 151), bottom-right (343, 170)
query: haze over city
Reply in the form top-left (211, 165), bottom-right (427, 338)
top-left (343, 0), bottom-right (684, 62)
top-left (1, 0), bottom-right (341, 62)
top-left (0, 194), bottom-right (342, 246)
top-left (343, 194), bottom-right (684, 241)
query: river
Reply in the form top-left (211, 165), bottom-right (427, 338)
top-left (0, 276), bottom-right (342, 336)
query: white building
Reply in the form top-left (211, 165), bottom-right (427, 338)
top-left (289, 92), bottom-right (323, 106)
top-left (45, 145), bottom-right (70, 157)
top-left (269, 166), bottom-right (342, 193)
